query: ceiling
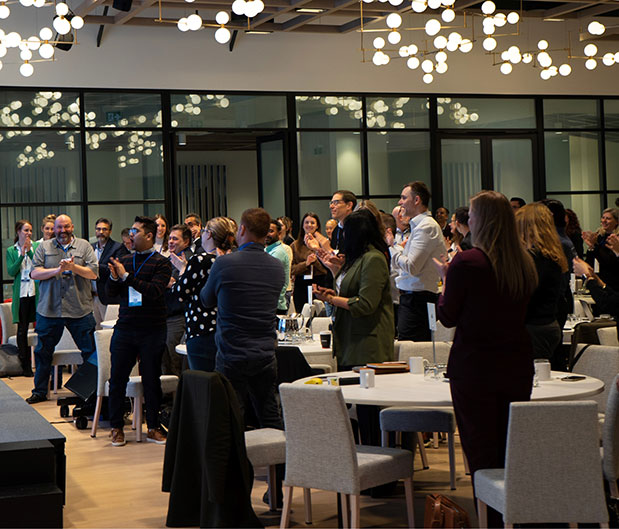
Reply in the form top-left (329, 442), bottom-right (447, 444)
top-left (76, 0), bottom-right (619, 39)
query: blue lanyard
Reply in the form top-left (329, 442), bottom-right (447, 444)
top-left (238, 242), bottom-right (261, 251)
top-left (133, 251), bottom-right (155, 278)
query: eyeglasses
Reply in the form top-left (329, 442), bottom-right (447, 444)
top-left (128, 228), bottom-right (140, 235)
top-left (329, 199), bottom-right (344, 206)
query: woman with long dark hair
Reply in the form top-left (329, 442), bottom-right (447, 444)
top-left (154, 213), bottom-right (170, 257)
top-left (314, 209), bottom-right (394, 369)
top-left (7, 220), bottom-right (39, 376)
top-left (434, 191), bottom-right (538, 527)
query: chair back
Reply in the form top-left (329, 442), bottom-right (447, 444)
top-left (311, 317), bottom-right (331, 335)
top-left (104, 304), bottom-right (120, 321)
top-left (0, 302), bottom-right (16, 344)
top-left (276, 346), bottom-right (315, 384)
top-left (435, 321), bottom-right (455, 342)
top-left (597, 326), bottom-right (619, 346)
top-left (502, 401), bottom-right (607, 524)
top-left (300, 303), bottom-right (314, 321)
top-left (395, 340), bottom-right (451, 364)
top-left (94, 329), bottom-right (114, 396)
top-left (603, 374), bottom-right (619, 482)
top-left (312, 300), bottom-right (326, 317)
top-left (572, 344), bottom-right (619, 413)
top-left (55, 328), bottom-right (80, 352)
top-left (279, 383), bottom-right (359, 494)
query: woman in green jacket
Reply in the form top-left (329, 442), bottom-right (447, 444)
top-left (314, 208), bottom-right (394, 369)
top-left (6, 220), bottom-right (39, 376)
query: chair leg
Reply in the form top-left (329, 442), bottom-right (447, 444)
top-left (134, 398), bottom-right (143, 442)
top-left (610, 479), bottom-right (619, 500)
top-left (131, 399), bottom-right (136, 430)
top-left (463, 451), bottom-right (470, 475)
top-left (417, 432), bottom-right (429, 469)
top-left (448, 432), bottom-right (456, 490)
top-left (53, 365), bottom-right (58, 395)
top-left (381, 430), bottom-right (389, 447)
top-left (31, 348), bottom-right (35, 371)
top-left (404, 476), bottom-right (415, 528)
top-left (433, 432), bottom-right (439, 449)
top-left (340, 493), bottom-right (350, 529)
top-left (395, 431), bottom-right (402, 447)
top-left (267, 465), bottom-right (278, 511)
top-left (90, 396), bottom-right (103, 438)
top-left (350, 495), bottom-right (360, 529)
top-left (280, 486), bottom-right (293, 528)
top-left (477, 499), bottom-right (488, 528)
top-left (303, 488), bottom-right (312, 524)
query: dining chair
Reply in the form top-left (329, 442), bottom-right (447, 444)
top-left (245, 428), bottom-right (286, 511)
top-left (90, 329), bottom-right (179, 441)
top-left (278, 383), bottom-right (415, 529)
top-left (0, 301), bottom-right (38, 368)
top-left (603, 374), bottom-right (619, 499)
top-left (395, 340), bottom-right (451, 365)
top-left (572, 344), bottom-right (619, 416)
top-left (50, 328), bottom-right (83, 394)
top-left (380, 407), bottom-right (459, 490)
top-left (103, 304), bottom-right (120, 322)
top-left (475, 401), bottom-right (608, 528)
top-left (597, 326), bottom-right (619, 346)
top-left (310, 316), bottom-right (331, 335)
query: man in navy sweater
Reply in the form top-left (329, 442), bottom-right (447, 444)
top-left (200, 208), bottom-right (285, 430)
top-left (106, 216), bottom-right (172, 447)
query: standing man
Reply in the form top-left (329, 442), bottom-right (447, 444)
top-left (387, 182), bottom-right (445, 341)
top-left (27, 214), bottom-right (98, 404)
top-left (265, 219), bottom-right (291, 315)
top-left (107, 216), bottom-right (172, 446)
top-left (163, 224), bottom-right (193, 376)
top-left (328, 190), bottom-right (356, 253)
top-left (200, 208), bottom-right (285, 430)
top-left (92, 217), bottom-right (129, 328)
top-left (183, 213), bottom-right (204, 255)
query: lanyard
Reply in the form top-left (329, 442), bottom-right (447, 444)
top-left (133, 251), bottom-right (155, 278)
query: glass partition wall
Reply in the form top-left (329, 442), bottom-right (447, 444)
top-left (0, 88), bottom-right (617, 297)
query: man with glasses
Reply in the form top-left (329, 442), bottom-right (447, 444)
top-left (184, 213), bottom-right (204, 255)
top-left (26, 214), bottom-right (99, 404)
top-left (106, 216), bottom-right (172, 446)
top-left (91, 217), bottom-right (129, 328)
top-left (328, 190), bottom-right (357, 253)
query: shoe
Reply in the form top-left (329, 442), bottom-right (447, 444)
top-left (110, 428), bottom-right (126, 447)
top-left (25, 394), bottom-right (47, 404)
top-left (147, 428), bottom-right (167, 444)
top-left (262, 489), bottom-right (283, 510)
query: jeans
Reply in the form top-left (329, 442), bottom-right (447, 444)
top-left (216, 354), bottom-right (283, 430)
top-left (162, 315), bottom-right (185, 377)
top-left (185, 333), bottom-right (217, 372)
top-left (108, 326), bottom-right (166, 429)
top-left (32, 313), bottom-right (96, 397)
top-left (17, 296), bottom-right (36, 372)
top-left (397, 291), bottom-right (438, 341)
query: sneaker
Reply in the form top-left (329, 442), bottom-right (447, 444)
top-left (25, 394), bottom-right (47, 404)
top-left (147, 428), bottom-right (167, 444)
top-left (110, 428), bottom-right (126, 447)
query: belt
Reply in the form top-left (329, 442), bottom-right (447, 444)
top-left (398, 289), bottom-right (435, 296)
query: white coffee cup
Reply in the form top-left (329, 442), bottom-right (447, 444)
top-left (534, 359), bottom-right (551, 382)
top-left (409, 356), bottom-right (428, 375)
top-left (359, 368), bottom-right (375, 389)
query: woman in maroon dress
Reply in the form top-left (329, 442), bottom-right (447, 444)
top-left (434, 190), bottom-right (538, 527)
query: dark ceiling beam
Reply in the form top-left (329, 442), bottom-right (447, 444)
top-left (74, 0), bottom-right (107, 16)
top-left (541, 2), bottom-right (589, 16)
top-left (281, 0), bottom-right (360, 31)
top-left (249, 0), bottom-right (315, 29)
top-left (114, 0), bottom-right (159, 24)
top-left (453, 0), bottom-right (484, 10)
top-left (577, 2), bottom-right (619, 16)
top-left (338, 0), bottom-right (409, 34)
top-left (338, 16), bottom-right (381, 32)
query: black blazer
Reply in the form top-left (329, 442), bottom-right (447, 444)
top-left (92, 239), bottom-right (129, 305)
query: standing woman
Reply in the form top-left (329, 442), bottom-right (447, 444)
top-left (434, 191), bottom-right (537, 527)
top-left (6, 220), bottom-right (39, 376)
top-left (290, 212), bottom-right (329, 313)
top-left (174, 217), bottom-right (236, 371)
top-left (154, 213), bottom-right (170, 257)
top-left (39, 214), bottom-right (56, 242)
top-left (583, 208), bottom-right (619, 291)
top-left (515, 203), bottom-right (568, 360)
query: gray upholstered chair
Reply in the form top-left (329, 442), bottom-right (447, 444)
top-left (475, 401), bottom-right (609, 528)
top-left (0, 301), bottom-right (38, 368)
top-left (51, 327), bottom-right (83, 394)
top-left (380, 407), bottom-right (459, 490)
top-left (245, 428), bottom-right (286, 511)
top-left (395, 340), bottom-right (451, 365)
top-left (597, 326), bottom-right (619, 346)
top-left (603, 374), bottom-right (619, 499)
top-left (310, 317), bottom-right (331, 335)
top-left (278, 383), bottom-right (415, 529)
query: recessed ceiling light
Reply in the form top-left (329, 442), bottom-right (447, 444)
top-left (295, 7), bottom-right (326, 13)
top-left (245, 29), bottom-right (273, 34)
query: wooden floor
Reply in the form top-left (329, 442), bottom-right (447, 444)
top-left (4, 375), bottom-right (478, 528)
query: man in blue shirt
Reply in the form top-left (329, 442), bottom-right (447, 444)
top-left (265, 219), bottom-right (290, 315)
top-left (200, 208), bottom-right (284, 429)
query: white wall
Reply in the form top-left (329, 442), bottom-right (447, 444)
top-left (3, 8), bottom-right (619, 95)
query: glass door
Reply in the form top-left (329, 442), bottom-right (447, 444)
top-left (257, 133), bottom-right (288, 219)
top-left (440, 138), bottom-right (482, 212)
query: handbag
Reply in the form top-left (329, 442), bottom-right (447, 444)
top-left (0, 344), bottom-right (23, 377)
top-left (424, 493), bottom-right (471, 528)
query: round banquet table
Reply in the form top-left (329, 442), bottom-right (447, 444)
top-left (293, 370), bottom-right (604, 407)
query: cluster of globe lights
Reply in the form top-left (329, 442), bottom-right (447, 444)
top-left (582, 22), bottom-right (619, 71)
top-left (0, 2), bottom-right (84, 77)
top-left (177, 10), bottom-right (232, 44)
top-left (170, 94), bottom-right (233, 125)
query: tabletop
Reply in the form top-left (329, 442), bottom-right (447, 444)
top-left (294, 370), bottom-right (604, 407)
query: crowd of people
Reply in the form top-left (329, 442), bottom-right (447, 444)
top-left (8, 185), bottom-right (617, 521)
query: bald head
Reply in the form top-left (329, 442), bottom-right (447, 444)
top-left (54, 214), bottom-right (74, 245)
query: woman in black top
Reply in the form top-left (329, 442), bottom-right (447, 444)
top-left (174, 217), bottom-right (236, 371)
top-left (515, 203), bottom-right (568, 359)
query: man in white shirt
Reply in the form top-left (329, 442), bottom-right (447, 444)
top-left (387, 182), bottom-right (445, 341)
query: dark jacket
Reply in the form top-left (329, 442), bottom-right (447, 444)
top-left (585, 233), bottom-right (619, 292)
top-left (92, 239), bottom-right (129, 305)
top-left (165, 247), bottom-right (193, 318)
top-left (162, 371), bottom-right (262, 528)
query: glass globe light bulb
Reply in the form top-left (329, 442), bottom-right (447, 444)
top-left (0, 44), bottom-right (7, 58)
top-left (422, 73), bottom-right (433, 84)
top-left (421, 59), bottom-right (434, 72)
top-left (540, 69), bottom-right (551, 80)
top-left (446, 40), bottom-right (458, 51)
top-left (186, 13), bottom-right (202, 30)
top-left (231, 0), bottom-right (245, 15)
top-left (177, 17), bottom-right (189, 31)
top-left (459, 39), bottom-right (473, 53)
top-left (214, 27), bottom-right (231, 43)
top-left (615, 52), bottom-right (619, 63)
top-left (436, 61), bottom-right (448, 73)
top-left (6, 32), bottom-right (22, 48)
top-left (411, 0), bottom-right (427, 12)
top-left (0, 4), bottom-right (9, 19)
top-left (387, 31), bottom-right (401, 44)
top-left (71, 15), bottom-right (85, 29)
top-left (482, 37), bottom-right (497, 51)
top-left (441, 8), bottom-right (455, 22)
top-left (507, 11), bottom-right (519, 23)
top-left (20, 0), bottom-right (34, 7)
top-left (602, 52), bottom-right (615, 66)
top-left (522, 52), bottom-right (532, 63)
top-left (20, 49), bottom-right (33, 60)
top-left (483, 24), bottom-right (495, 35)
top-left (254, 0), bottom-right (264, 13)
top-left (382, 53), bottom-right (390, 65)
top-left (27, 36), bottom-right (40, 50)
top-left (584, 43), bottom-right (597, 57)
top-left (408, 44), bottom-right (418, 55)
top-left (39, 42), bottom-right (54, 58)
top-left (434, 35), bottom-right (447, 49)
top-left (481, 0), bottom-right (495, 14)
top-left (425, 18), bottom-right (441, 36)
top-left (549, 65), bottom-right (558, 76)
top-left (53, 16), bottom-right (72, 35)
top-left (373, 36), bottom-right (385, 49)
top-left (20, 62), bottom-right (34, 77)
top-left (33, 0), bottom-right (45, 6)
top-left (407, 56), bottom-right (420, 69)
top-left (448, 31), bottom-right (462, 43)
top-left (398, 45), bottom-right (410, 57)
top-left (372, 51), bottom-right (383, 66)
top-left (538, 52), bottom-right (552, 68)
top-left (585, 58), bottom-right (597, 70)
top-left (389, 0), bottom-right (404, 6)
top-left (428, 0), bottom-right (440, 8)
top-left (40, 27), bottom-right (53, 40)
top-left (386, 12), bottom-right (402, 28)
top-left (558, 63), bottom-right (571, 76)
top-left (493, 13), bottom-right (506, 27)
top-left (537, 39), bottom-right (548, 50)
top-left (244, 1), bottom-right (259, 17)
top-left (215, 10), bottom-right (230, 24)
top-left (56, 2), bottom-right (69, 15)
top-left (436, 50), bottom-right (447, 62)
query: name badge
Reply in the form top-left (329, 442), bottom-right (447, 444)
top-left (303, 265), bottom-right (314, 281)
top-left (21, 268), bottom-right (31, 282)
top-left (128, 286), bottom-right (142, 307)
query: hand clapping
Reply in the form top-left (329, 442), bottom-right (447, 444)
top-left (108, 257), bottom-right (126, 280)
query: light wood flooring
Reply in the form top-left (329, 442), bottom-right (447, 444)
top-left (4, 375), bottom-right (478, 528)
